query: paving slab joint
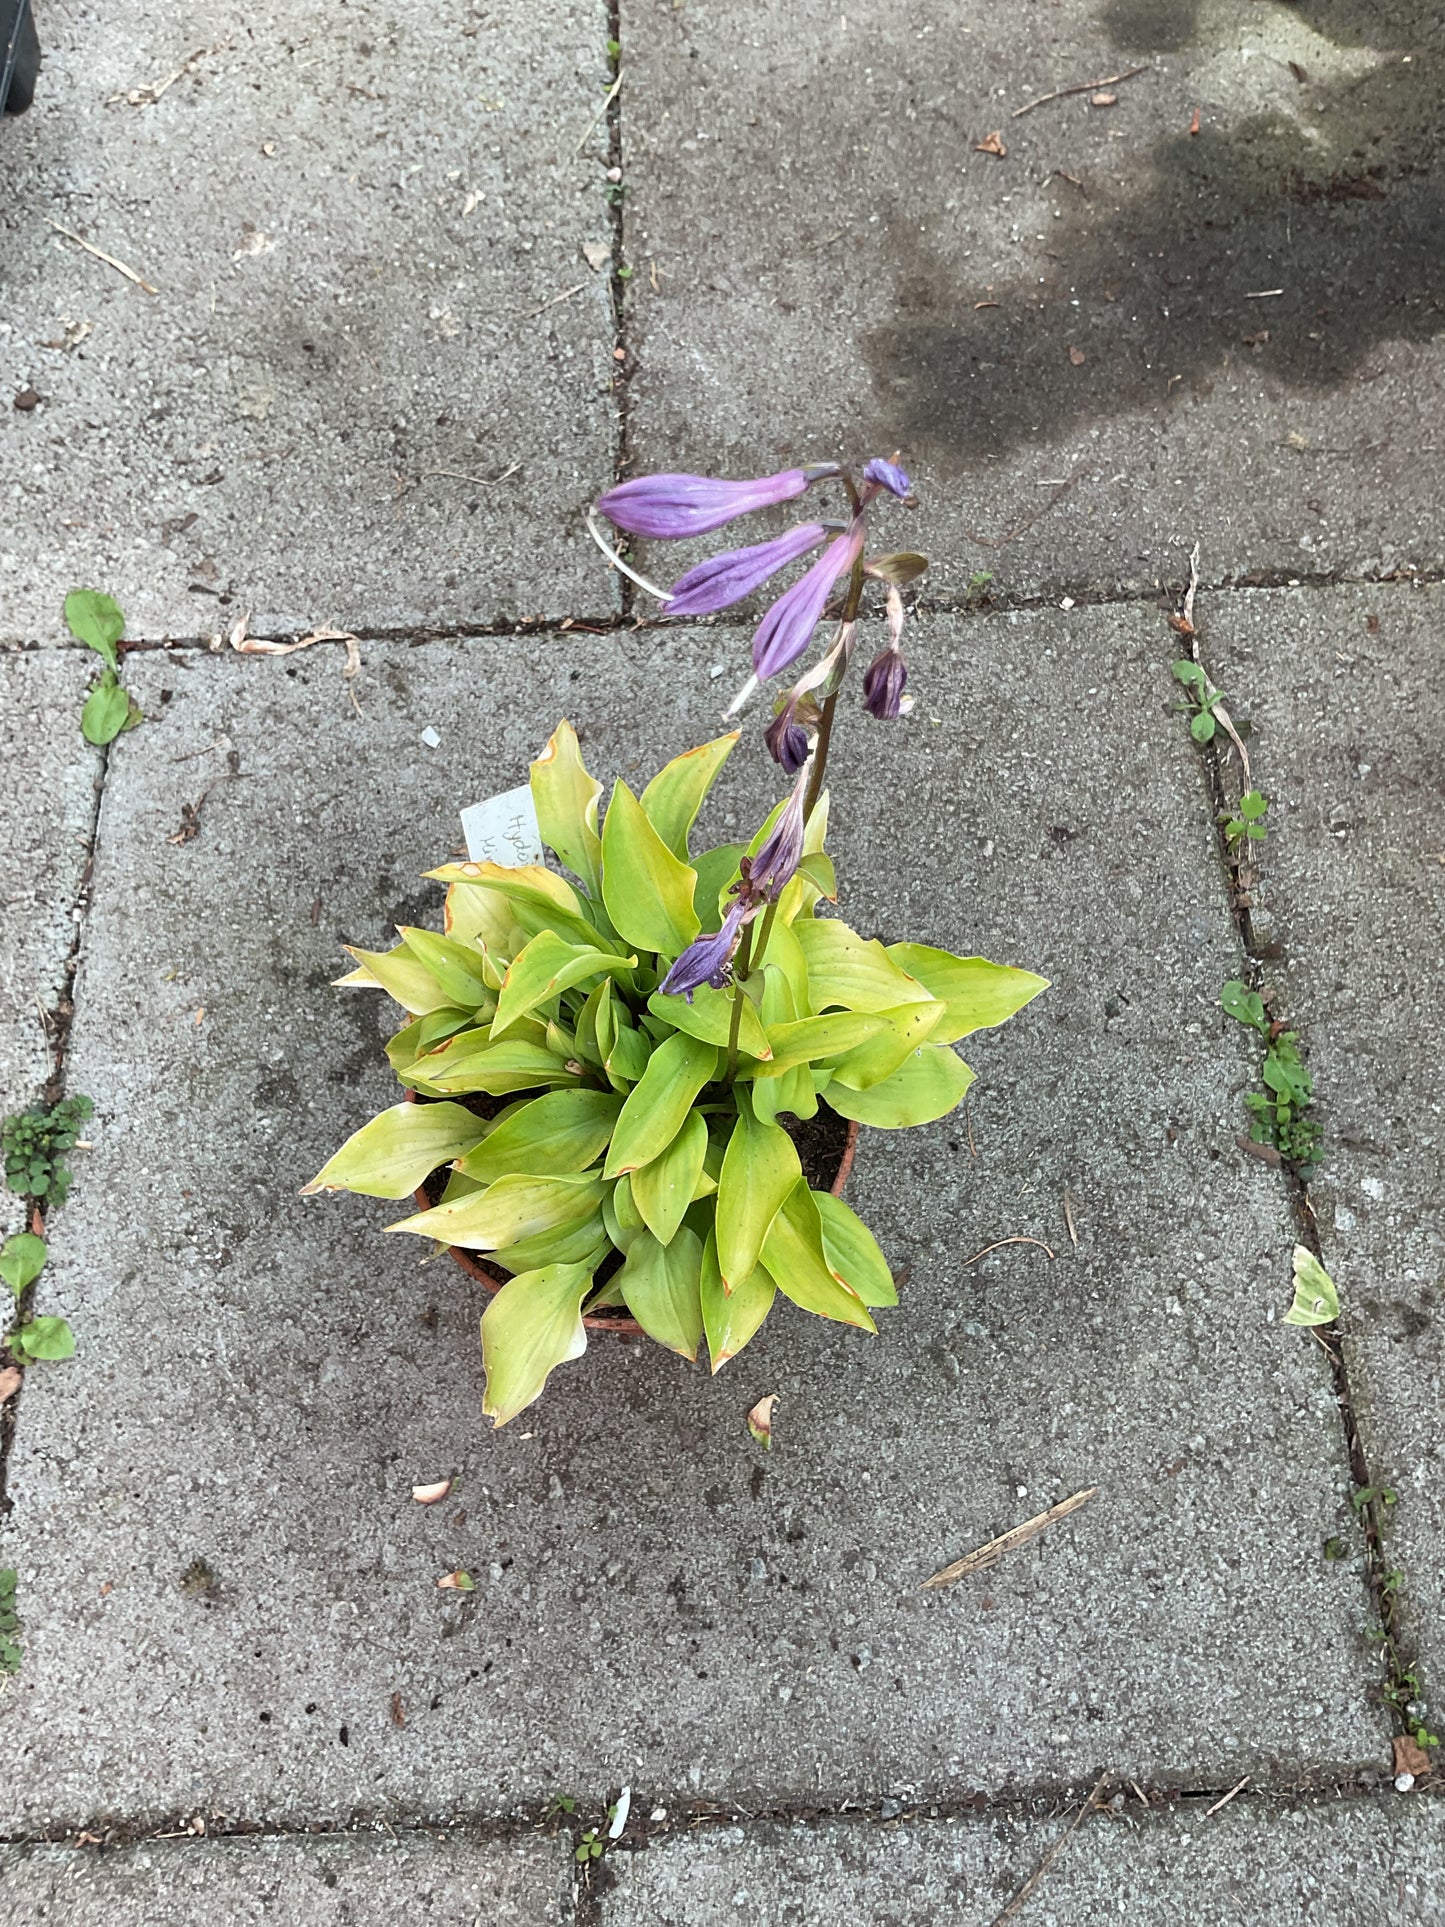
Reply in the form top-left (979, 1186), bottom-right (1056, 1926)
top-left (603, 1), bottom-right (633, 620)
top-left (0, 730), bottom-right (112, 1520)
top-left (1163, 566), bottom-right (1429, 1765)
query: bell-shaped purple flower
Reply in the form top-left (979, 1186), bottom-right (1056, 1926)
top-left (659, 900), bottom-right (751, 1002)
top-left (663, 523), bottom-right (828, 618)
top-left (863, 456), bottom-right (913, 500)
top-left (737, 770), bottom-right (808, 906)
top-left (861, 645), bottom-right (908, 720)
top-left (751, 519), bottom-right (865, 681)
top-left (765, 707), bottom-right (811, 775)
top-left (597, 467), bottom-right (835, 540)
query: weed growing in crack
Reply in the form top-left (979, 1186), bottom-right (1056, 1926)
top-left (1221, 982), bottom-right (1321, 1168)
top-left (66, 589), bottom-right (143, 746)
top-left (2, 1231), bottom-right (76, 1368)
top-left (2, 1095), bottom-right (93, 1207)
top-left (1170, 657), bottom-right (1228, 745)
top-left (1219, 788), bottom-right (1268, 850)
top-left (0, 1567), bottom-right (20, 1677)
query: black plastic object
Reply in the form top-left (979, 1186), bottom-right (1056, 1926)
top-left (2, 0), bottom-right (40, 115)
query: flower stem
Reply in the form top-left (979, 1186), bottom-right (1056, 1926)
top-left (724, 922), bottom-right (756, 1084)
top-left (803, 539), bottom-right (868, 821)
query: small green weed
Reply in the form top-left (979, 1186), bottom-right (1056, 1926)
top-left (605, 37), bottom-right (621, 60)
top-left (66, 589), bottom-right (142, 746)
top-left (1171, 658), bottom-right (1227, 744)
top-left (2, 1096), bottom-right (93, 1206)
top-left (1221, 983), bottom-right (1321, 1167)
top-left (1220, 788), bottom-right (1268, 849)
top-left (965, 569), bottom-right (994, 600)
top-left (575, 1828), bottom-right (605, 1864)
top-left (0, 1568), bottom-right (20, 1677)
top-left (2, 1232), bottom-right (76, 1367)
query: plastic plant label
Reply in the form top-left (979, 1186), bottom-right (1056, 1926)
top-left (461, 784), bottom-right (543, 867)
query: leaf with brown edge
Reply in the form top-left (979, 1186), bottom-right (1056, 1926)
top-left (747, 1394), bottom-right (777, 1449)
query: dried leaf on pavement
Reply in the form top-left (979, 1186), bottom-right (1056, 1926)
top-left (0, 1367), bottom-right (22, 1405)
top-left (1394, 1734), bottom-right (1431, 1778)
top-left (747, 1394), bottom-right (777, 1449)
top-left (974, 131), bottom-right (1007, 158)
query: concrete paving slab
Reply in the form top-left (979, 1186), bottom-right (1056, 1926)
top-left (0, 1831), bottom-right (572, 1925)
top-left (0, 651), bottom-right (99, 1115)
top-left (1205, 581), bottom-right (1445, 1704)
top-left (600, 1795), bottom-right (1445, 1925)
top-left (0, 0), bottom-right (617, 643)
top-left (0, 609), bottom-right (1385, 1831)
top-left (624, 0), bottom-right (1444, 602)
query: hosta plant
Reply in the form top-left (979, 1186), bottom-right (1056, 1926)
top-left (305, 721), bottom-right (1046, 1427)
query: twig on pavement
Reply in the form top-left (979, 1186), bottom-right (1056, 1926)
top-left (1012, 67), bottom-right (1146, 118)
top-left (988, 1772), bottom-right (1111, 1924)
top-left (44, 218), bottom-right (157, 295)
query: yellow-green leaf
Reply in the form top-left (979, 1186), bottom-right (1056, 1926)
top-left (825, 1045), bottom-right (974, 1128)
top-left (427, 859), bottom-right (588, 923)
top-left (603, 1173), bottom-right (646, 1254)
top-left (412, 1033), bottom-right (582, 1096)
top-left (716, 1093), bottom-right (802, 1290)
top-left (700, 1229), bottom-right (775, 1372)
top-left (1284, 1244), bottom-right (1339, 1326)
top-left (397, 926), bottom-right (494, 1009)
top-left (481, 1263), bottom-right (592, 1427)
top-left (828, 1001), bottom-right (949, 1091)
top-left (603, 1032), bottom-right (718, 1177)
top-left (302, 1100), bottom-right (489, 1199)
top-left (601, 781), bottom-right (701, 958)
top-left (753, 1012), bottom-right (891, 1078)
top-left (490, 1214), bottom-right (611, 1275)
top-left (639, 733), bottom-right (740, 858)
top-left (530, 719), bottom-right (603, 896)
top-left (443, 879), bottom-right (520, 956)
top-left (885, 944), bottom-right (1049, 1043)
top-left (456, 1089), bottom-right (623, 1182)
top-left (691, 843), bottom-right (745, 934)
top-left (492, 930), bottom-right (637, 1039)
top-left (343, 941), bottom-right (454, 1015)
top-left (794, 918), bottom-right (932, 1013)
top-left (630, 1110), bottom-right (709, 1246)
top-left (388, 1173), bottom-right (607, 1249)
top-left (761, 1184), bottom-right (876, 1332)
top-left (617, 1226), bottom-right (705, 1358)
top-left (648, 984), bottom-right (772, 1060)
top-left (813, 1190), bottom-right (896, 1306)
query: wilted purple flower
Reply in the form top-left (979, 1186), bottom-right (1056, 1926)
top-left (863, 456), bottom-right (913, 500)
top-left (596, 466), bottom-right (836, 540)
top-left (737, 769), bottom-right (808, 905)
top-left (765, 706), bottom-right (811, 774)
top-left (861, 645), bottom-right (908, 720)
top-left (659, 900), bottom-right (751, 1002)
top-left (751, 519), bottom-right (865, 680)
top-left (664, 523), bottom-right (828, 618)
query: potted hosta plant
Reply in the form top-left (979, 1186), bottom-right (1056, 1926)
top-left (305, 456), bottom-right (1046, 1425)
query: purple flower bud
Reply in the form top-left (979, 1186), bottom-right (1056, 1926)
top-left (659, 901), bottom-right (751, 1002)
top-left (737, 770), bottom-right (808, 905)
top-left (864, 457), bottom-right (912, 499)
top-left (862, 645), bottom-right (908, 720)
top-left (663, 523), bottom-right (828, 618)
top-left (765, 708), bottom-right (811, 775)
top-left (597, 468), bottom-right (827, 540)
top-left (751, 519), bottom-right (865, 681)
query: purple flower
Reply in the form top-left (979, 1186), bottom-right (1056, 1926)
top-left (861, 645), bottom-right (908, 720)
top-left (864, 456), bottom-right (913, 500)
top-left (751, 519), bottom-right (865, 681)
top-left (664, 523), bottom-right (828, 618)
top-left (659, 901), bottom-right (751, 1002)
top-left (737, 770), bottom-right (808, 905)
top-left (596, 467), bottom-right (834, 540)
top-left (765, 707), bottom-right (811, 774)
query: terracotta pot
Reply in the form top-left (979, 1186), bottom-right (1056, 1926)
top-left (407, 1093), bottom-right (860, 1337)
